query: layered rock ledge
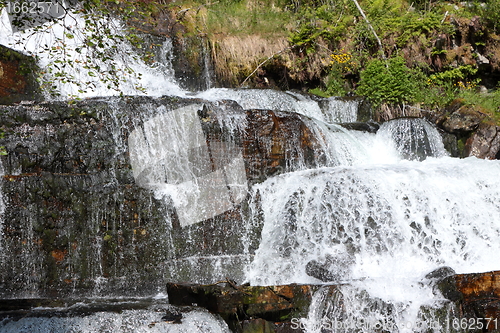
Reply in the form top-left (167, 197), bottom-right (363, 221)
top-left (166, 270), bottom-right (500, 333)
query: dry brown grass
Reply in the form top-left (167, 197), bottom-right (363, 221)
top-left (211, 35), bottom-right (289, 86)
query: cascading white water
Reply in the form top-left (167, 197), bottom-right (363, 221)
top-left (194, 88), bottom-right (362, 123)
top-left (245, 125), bottom-right (500, 331)
top-left (377, 117), bottom-right (449, 161)
top-left (247, 157), bottom-right (500, 283)
top-left (2, 6), bottom-right (500, 332)
top-left (319, 96), bottom-right (361, 123)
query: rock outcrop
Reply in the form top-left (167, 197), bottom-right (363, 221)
top-left (167, 282), bottom-right (324, 333)
top-left (167, 270), bottom-right (500, 333)
top-left (437, 270), bottom-right (500, 331)
top-left (0, 45), bottom-right (41, 104)
top-left (0, 96), bottom-right (330, 297)
top-left (465, 123), bottom-right (500, 159)
top-left (441, 104), bottom-right (487, 134)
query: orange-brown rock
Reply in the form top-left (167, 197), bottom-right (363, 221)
top-left (242, 109), bottom-right (325, 185)
top-left (166, 282), bottom-right (317, 319)
top-left (438, 270), bottom-right (500, 331)
top-left (0, 44), bottom-right (40, 104)
top-left (453, 270), bottom-right (500, 299)
top-left (166, 282), bottom-right (325, 332)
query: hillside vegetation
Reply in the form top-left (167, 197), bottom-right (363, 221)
top-left (1, 0), bottom-right (499, 117)
top-left (163, 0), bottom-right (500, 116)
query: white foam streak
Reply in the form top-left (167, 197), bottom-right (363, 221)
top-left (195, 88), bottom-right (361, 123)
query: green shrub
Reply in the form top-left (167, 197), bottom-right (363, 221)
top-left (356, 56), bottom-right (423, 106)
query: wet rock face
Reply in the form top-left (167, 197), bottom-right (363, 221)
top-left (0, 96), bottom-right (328, 297)
top-left (166, 282), bottom-right (320, 332)
top-left (0, 99), bottom-right (174, 297)
top-left (242, 109), bottom-right (325, 185)
top-left (434, 100), bottom-right (500, 159)
top-left (438, 270), bottom-right (500, 329)
top-left (0, 45), bottom-right (41, 104)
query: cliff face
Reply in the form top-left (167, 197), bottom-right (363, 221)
top-left (0, 96), bottom-right (336, 297)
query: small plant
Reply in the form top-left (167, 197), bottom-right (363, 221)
top-left (427, 65), bottom-right (478, 87)
top-left (431, 48), bottom-right (447, 56)
top-left (356, 56), bottom-right (422, 107)
top-left (313, 49), bottom-right (357, 96)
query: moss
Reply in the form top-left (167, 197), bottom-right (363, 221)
top-left (456, 137), bottom-right (467, 157)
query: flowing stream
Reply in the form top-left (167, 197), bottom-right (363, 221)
top-left (1, 9), bottom-right (500, 333)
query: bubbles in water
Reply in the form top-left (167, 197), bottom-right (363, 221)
top-left (246, 156), bottom-right (500, 330)
top-left (0, 307), bottom-right (231, 333)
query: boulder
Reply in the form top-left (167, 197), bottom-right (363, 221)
top-left (305, 254), bottom-right (354, 282)
top-left (465, 123), bottom-right (500, 159)
top-left (166, 282), bottom-right (325, 333)
top-left (441, 104), bottom-right (486, 134)
top-left (437, 270), bottom-right (500, 330)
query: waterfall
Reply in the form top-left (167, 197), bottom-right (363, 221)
top-left (247, 157), bottom-right (500, 284)
top-left (377, 117), bottom-right (449, 161)
top-left (194, 89), bottom-right (365, 123)
top-left (246, 153), bottom-right (500, 330)
top-left (319, 96), bottom-right (361, 123)
top-left (128, 104), bottom-right (248, 227)
top-left (2, 6), bottom-right (500, 333)
top-left (0, 8), bottom-right (185, 99)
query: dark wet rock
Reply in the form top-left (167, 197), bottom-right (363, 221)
top-left (166, 282), bottom-right (315, 321)
top-left (241, 318), bottom-right (276, 333)
top-left (425, 266), bottom-right (456, 281)
top-left (436, 276), bottom-right (463, 302)
top-left (339, 121), bottom-right (379, 133)
top-left (305, 254), bottom-right (353, 282)
top-left (424, 266), bottom-right (457, 297)
top-left (306, 260), bottom-right (338, 282)
top-left (162, 308), bottom-right (183, 323)
top-left (440, 130), bottom-right (461, 157)
top-left (166, 282), bottom-right (324, 333)
top-left (356, 97), bottom-right (373, 122)
top-left (0, 297), bottom-right (172, 319)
